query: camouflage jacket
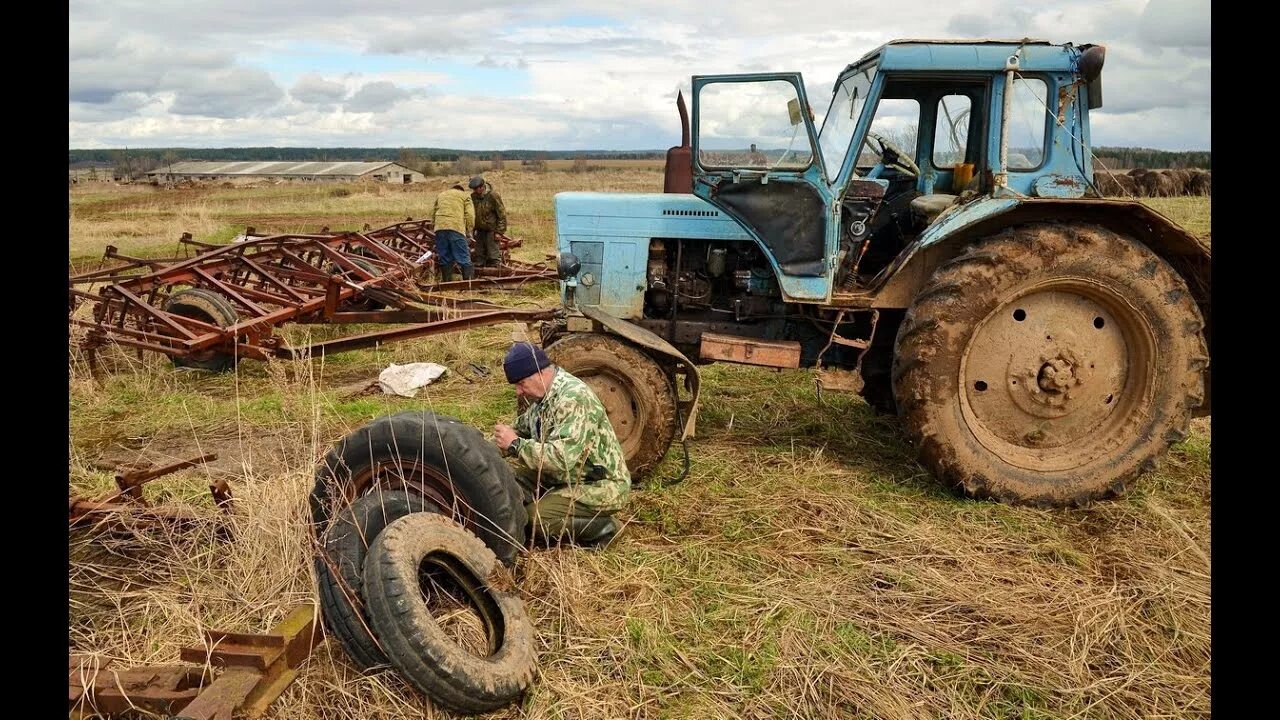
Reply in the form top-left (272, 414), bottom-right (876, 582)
top-left (512, 368), bottom-right (630, 511)
top-left (471, 185), bottom-right (508, 233)
top-left (431, 185), bottom-right (474, 235)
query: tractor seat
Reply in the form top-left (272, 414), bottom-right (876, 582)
top-left (910, 193), bottom-right (958, 225)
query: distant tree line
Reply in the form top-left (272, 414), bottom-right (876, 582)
top-left (70, 145), bottom-right (1209, 179)
top-left (69, 147), bottom-right (668, 166)
top-left (1092, 147), bottom-right (1211, 170)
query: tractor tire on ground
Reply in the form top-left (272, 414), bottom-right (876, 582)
top-left (163, 288), bottom-right (240, 371)
top-left (316, 490), bottom-right (442, 671)
top-left (545, 333), bottom-right (677, 479)
top-left (892, 222), bottom-right (1208, 506)
top-left (312, 411), bottom-right (527, 567)
top-left (363, 513), bottom-right (535, 715)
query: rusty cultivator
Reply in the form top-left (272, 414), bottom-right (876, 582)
top-left (69, 220), bottom-right (559, 370)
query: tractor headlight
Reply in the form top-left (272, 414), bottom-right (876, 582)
top-left (557, 252), bottom-right (582, 279)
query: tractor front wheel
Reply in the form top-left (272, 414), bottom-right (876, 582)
top-left (546, 334), bottom-right (677, 479)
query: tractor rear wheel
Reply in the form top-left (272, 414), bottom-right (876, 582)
top-left (892, 222), bottom-right (1208, 506)
top-left (545, 334), bottom-right (676, 479)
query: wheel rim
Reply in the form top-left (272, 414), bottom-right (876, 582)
top-left (350, 461), bottom-right (472, 525)
top-left (959, 277), bottom-right (1156, 472)
top-left (574, 366), bottom-right (641, 451)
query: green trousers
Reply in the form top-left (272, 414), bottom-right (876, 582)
top-left (512, 465), bottom-right (618, 544)
top-left (473, 229), bottom-right (501, 267)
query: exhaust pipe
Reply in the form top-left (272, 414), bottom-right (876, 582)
top-left (663, 91), bottom-right (693, 193)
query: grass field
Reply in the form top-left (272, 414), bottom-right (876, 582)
top-left (69, 170), bottom-right (1210, 719)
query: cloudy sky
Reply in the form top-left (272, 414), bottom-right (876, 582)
top-left (68, 0), bottom-right (1210, 151)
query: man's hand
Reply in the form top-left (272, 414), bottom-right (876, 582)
top-left (494, 423), bottom-right (518, 451)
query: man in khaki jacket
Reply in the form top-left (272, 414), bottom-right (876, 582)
top-left (430, 180), bottom-right (475, 281)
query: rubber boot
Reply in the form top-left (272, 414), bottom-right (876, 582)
top-left (568, 515), bottom-right (622, 548)
top-left (439, 265), bottom-right (454, 282)
top-left (461, 264), bottom-right (476, 281)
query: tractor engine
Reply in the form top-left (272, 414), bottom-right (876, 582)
top-left (643, 239), bottom-right (780, 322)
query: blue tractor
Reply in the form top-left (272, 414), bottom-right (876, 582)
top-left (539, 39), bottom-right (1210, 507)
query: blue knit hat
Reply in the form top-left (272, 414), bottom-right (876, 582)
top-left (503, 342), bottom-right (552, 383)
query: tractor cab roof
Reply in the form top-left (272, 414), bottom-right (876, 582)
top-left (837, 38), bottom-right (1093, 88)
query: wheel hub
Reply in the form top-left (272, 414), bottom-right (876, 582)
top-left (959, 282), bottom-right (1150, 470)
top-left (1037, 356), bottom-right (1077, 394)
top-left (351, 461), bottom-right (471, 525)
top-left (581, 372), bottom-right (637, 444)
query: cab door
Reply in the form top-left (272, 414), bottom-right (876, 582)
top-left (691, 74), bottom-right (835, 301)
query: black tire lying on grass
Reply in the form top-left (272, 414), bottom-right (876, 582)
top-left (363, 513), bottom-right (536, 714)
top-left (316, 490), bottom-right (441, 671)
top-left (311, 411), bottom-right (527, 567)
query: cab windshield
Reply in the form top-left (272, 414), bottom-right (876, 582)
top-left (818, 63), bottom-right (877, 181)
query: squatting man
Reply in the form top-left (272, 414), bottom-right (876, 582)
top-left (492, 342), bottom-right (630, 546)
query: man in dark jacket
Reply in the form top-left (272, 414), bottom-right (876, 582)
top-left (469, 176), bottom-right (508, 268)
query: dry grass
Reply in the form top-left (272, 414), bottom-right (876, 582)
top-left (69, 169), bottom-right (1210, 719)
top-left (1139, 197), bottom-right (1211, 240)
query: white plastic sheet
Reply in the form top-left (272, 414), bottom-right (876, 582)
top-left (377, 362), bottom-right (448, 397)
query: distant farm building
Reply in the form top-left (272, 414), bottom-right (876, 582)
top-left (68, 161), bottom-right (115, 184)
top-left (147, 161), bottom-right (425, 184)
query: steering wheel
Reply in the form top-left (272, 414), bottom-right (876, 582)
top-left (863, 130), bottom-right (921, 179)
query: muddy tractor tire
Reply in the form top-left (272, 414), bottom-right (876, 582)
top-left (892, 222), bottom-right (1208, 506)
top-left (362, 513), bottom-right (536, 715)
top-left (163, 288), bottom-right (241, 371)
top-left (316, 490), bottom-right (442, 671)
top-left (311, 411), bottom-right (527, 567)
top-left (545, 333), bottom-right (677, 479)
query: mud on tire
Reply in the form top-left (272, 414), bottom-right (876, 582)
top-left (316, 490), bottom-right (441, 671)
top-left (363, 513), bottom-right (535, 715)
top-left (545, 334), bottom-right (676, 479)
top-left (892, 222), bottom-right (1208, 506)
top-left (312, 411), bottom-right (527, 567)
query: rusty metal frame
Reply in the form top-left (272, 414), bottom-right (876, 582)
top-left (70, 605), bottom-right (321, 720)
top-left (69, 453), bottom-right (229, 531)
top-left (70, 220), bottom-right (559, 366)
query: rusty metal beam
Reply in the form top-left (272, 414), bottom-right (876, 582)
top-left (70, 606), bottom-right (320, 720)
top-left (700, 333), bottom-right (802, 368)
top-left (282, 308), bottom-right (557, 358)
top-left (69, 658), bottom-right (207, 717)
top-left (191, 267), bottom-right (269, 316)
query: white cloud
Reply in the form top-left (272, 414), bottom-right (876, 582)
top-left (291, 74), bottom-right (348, 105)
top-left (167, 68), bottom-right (285, 117)
top-left (1138, 0), bottom-right (1210, 48)
top-left (67, 0), bottom-right (1211, 150)
top-left (344, 81), bottom-right (412, 112)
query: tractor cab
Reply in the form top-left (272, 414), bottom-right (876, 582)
top-left (690, 39), bottom-right (1105, 299)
